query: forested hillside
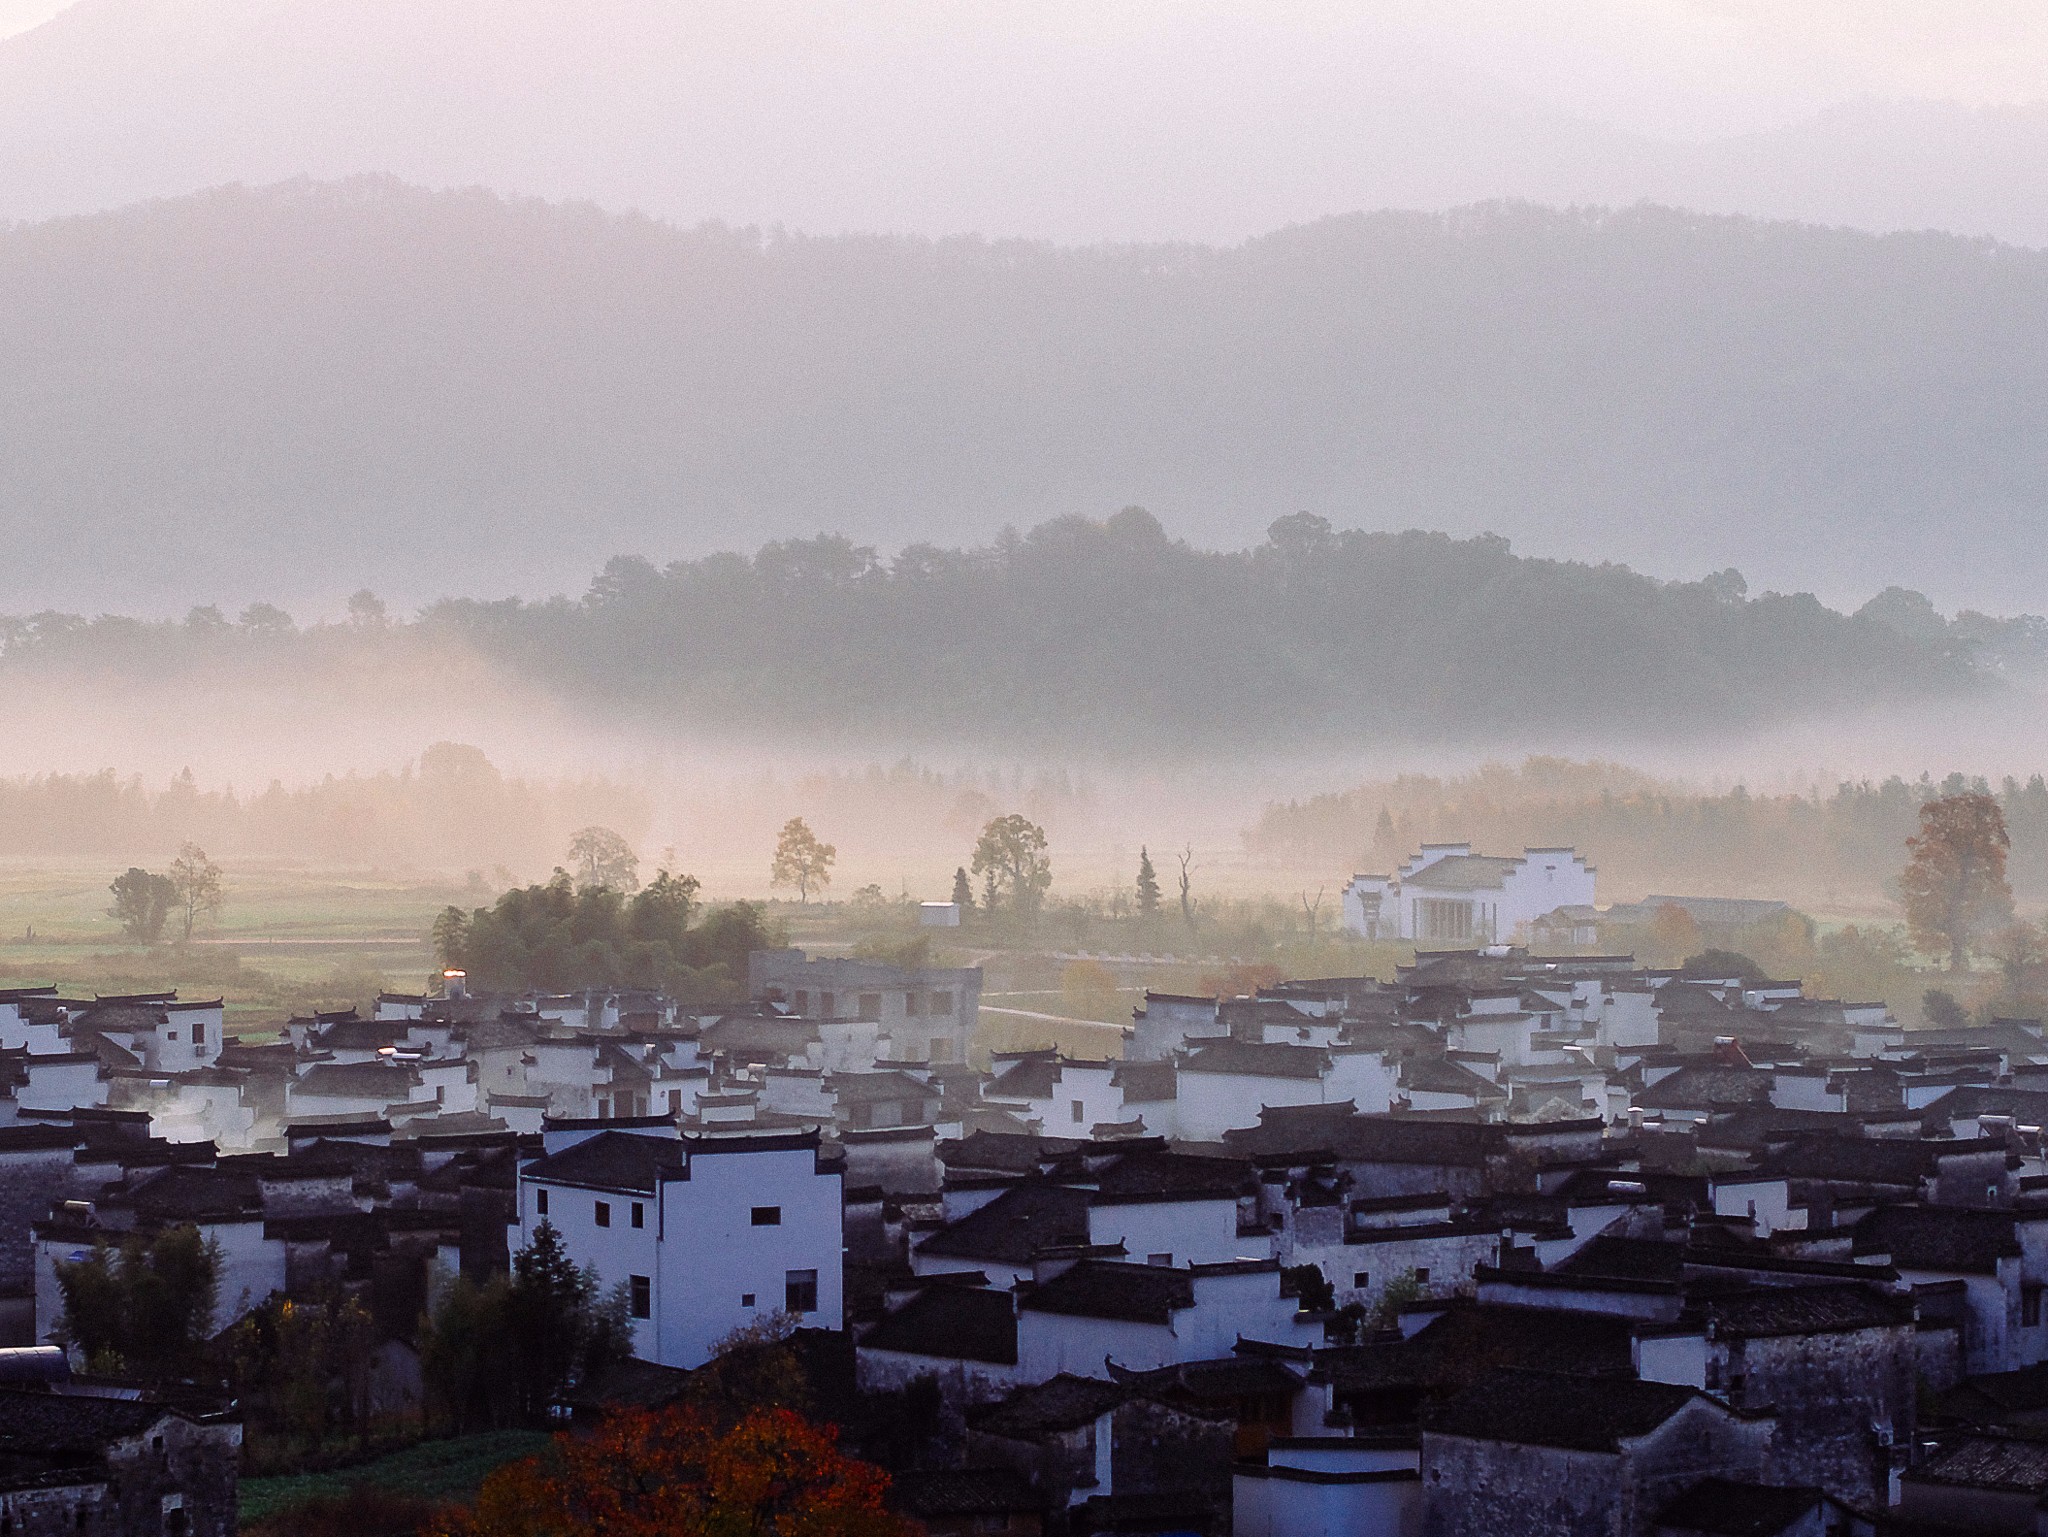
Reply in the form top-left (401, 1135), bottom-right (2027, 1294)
top-left (6, 181), bottom-right (2048, 609)
top-left (0, 513), bottom-right (2019, 747)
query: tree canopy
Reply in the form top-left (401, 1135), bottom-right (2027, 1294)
top-left (108, 866), bottom-right (176, 945)
top-left (971, 814), bottom-right (1052, 920)
top-left (433, 870), bottom-right (772, 999)
top-left (55, 1224), bottom-right (219, 1376)
top-left (769, 818), bottom-right (836, 904)
top-left (431, 1404), bottom-right (914, 1537)
top-left (1901, 792), bottom-right (2015, 972)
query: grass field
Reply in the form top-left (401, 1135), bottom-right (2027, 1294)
top-left (0, 858), bottom-right (461, 1031)
top-left (238, 1430), bottom-right (554, 1525)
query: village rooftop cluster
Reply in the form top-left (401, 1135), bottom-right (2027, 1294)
top-left (3, 854), bottom-right (2048, 1537)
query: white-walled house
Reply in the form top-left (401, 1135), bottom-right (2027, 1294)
top-left (1342, 845), bottom-right (1596, 944)
top-left (516, 1127), bottom-right (844, 1369)
top-left (1015, 1259), bottom-right (1318, 1380)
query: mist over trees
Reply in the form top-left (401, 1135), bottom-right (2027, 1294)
top-left (424, 512), bottom-right (2003, 744)
top-left (1250, 759), bottom-right (2048, 908)
top-left (0, 744), bottom-right (647, 869)
top-left (0, 511), bottom-right (2027, 749)
top-left (11, 182), bottom-right (2048, 608)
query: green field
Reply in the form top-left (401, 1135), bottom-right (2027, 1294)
top-left (238, 1430), bottom-right (554, 1525)
top-left (0, 859), bottom-right (462, 1031)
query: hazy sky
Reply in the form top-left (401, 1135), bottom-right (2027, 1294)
top-left (5, 0), bottom-right (2045, 134)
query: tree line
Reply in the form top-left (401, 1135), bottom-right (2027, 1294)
top-left (0, 512), bottom-right (2037, 748)
top-left (1250, 758), bottom-right (2048, 907)
top-left (0, 743), bottom-right (644, 869)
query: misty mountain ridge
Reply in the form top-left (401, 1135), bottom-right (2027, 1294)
top-left (4, 179), bottom-right (2048, 613)
top-left (8, 0), bottom-right (2048, 249)
top-left (3, 511), bottom-right (2031, 751)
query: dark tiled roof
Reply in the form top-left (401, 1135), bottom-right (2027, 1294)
top-left (1556, 1236), bottom-right (1687, 1283)
top-left (1112, 1060), bottom-right (1178, 1101)
top-left (941, 1131), bottom-right (1087, 1174)
top-left (1936, 1363), bottom-right (2048, 1420)
top-left (127, 1166), bottom-right (263, 1222)
top-left (1018, 1260), bottom-right (1194, 1324)
top-left (523, 1130), bottom-right (684, 1193)
top-left (0, 1389), bottom-right (178, 1454)
top-left (1402, 855), bottom-right (1521, 891)
top-left (1908, 1432), bottom-right (2048, 1495)
top-left (985, 1056), bottom-right (1062, 1099)
top-left (1179, 1041), bottom-right (1328, 1080)
top-left (1225, 1109), bottom-right (1504, 1169)
top-left (311, 1017), bottom-right (407, 1051)
top-left (916, 1182), bottom-right (1091, 1266)
top-left (1761, 1135), bottom-right (1999, 1184)
top-left (831, 1071), bottom-right (938, 1104)
top-left (1089, 1148), bottom-right (1252, 1203)
top-left (1423, 1369), bottom-right (1705, 1452)
top-left (1656, 1478), bottom-right (1822, 1536)
top-left (863, 1286), bottom-right (1017, 1366)
top-left (1109, 1356), bottom-right (1302, 1402)
top-left (1402, 1058), bottom-right (1506, 1099)
top-left (565, 1357), bottom-right (691, 1412)
top-left (1695, 1283), bottom-right (1915, 1339)
top-left (293, 1061), bottom-right (422, 1097)
top-left (1637, 1065), bottom-right (1772, 1111)
top-left (1854, 1205), bottom-right (2021, 1276)
top-left (889, 1467), bottom-right (1038, 1518)
top-left (970, 1375), bottom-right (1127, 1438)
top-left (1383, 1301), bottom-right (1636, 1388)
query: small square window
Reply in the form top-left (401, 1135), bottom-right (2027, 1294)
top-left (536, 1189), bottom-right (548, 1216)
top-left (631, 1202), bottom-right (645, 1229)
top-left (858, 993), bottom-right (882, 1022)
top-left (741, 1292), bottom-right (756, 1308)
top-left (1070, 1099), bottom-right (1086, 1123)
top-left (166, 1030), bottom-right (179, 1042)
top-left (629, 1275), bottom-right (651, 1319)
top-left (193, 1022), bottom-right (205, 1044)
top-left (786, 1268), bottom-right (818, 1313)
top-left (931, 991), bottom-right (953, 1016)
top-left (752, 1206), bottom-right (781, 1226)
top-left (1354, 1271), bottom-right (1369, 1289)
top-left (906, 991), bottom-right (923, 1017)
top-left (1413, 1268), bottom-right (1430, 1284)
top-left (794, 990), bottom-right (809, 1014)
top-left (820, 992), bottom-right (835, 1017)
top-left (1147, 1252), bottom-right (1173, 1267)
top-left (595, 1201), bottom-right (611, 1228)
top-left (930, 1037), bottom-right (954, 1064)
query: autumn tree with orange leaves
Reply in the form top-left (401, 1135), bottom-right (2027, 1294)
top-left (1901, 792), bottom-right (2015, 974)
top-left (430, 1404), bottom-right (918, 1537)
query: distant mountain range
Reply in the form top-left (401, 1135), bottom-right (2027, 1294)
top-left (8, 1), bottom-right (2048, 248)
top-left (2, 180), bottom-right (2047, 613)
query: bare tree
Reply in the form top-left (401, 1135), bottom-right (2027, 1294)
top-left (1301, 886), bottom-right (1325, 940)
top-left (1177, 845), bottom-right (1197, 930)
top-left (168, 843), bottom-right (224, 942)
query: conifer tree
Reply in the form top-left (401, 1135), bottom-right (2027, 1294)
top-left (1135, 847), bottom-right (1162, 917)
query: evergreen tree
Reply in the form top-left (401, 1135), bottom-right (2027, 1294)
top-left (1135, 847), bottom-right (1161, 917)
top-left (950, 866), bottom-right (974, 912)
top-left (506, 1221), bottom-right (595, 1420)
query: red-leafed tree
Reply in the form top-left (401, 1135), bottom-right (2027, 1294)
top-left (1901, 792), bottom-right (2014, 974)
top-left (431, 1405), bottom-right (918, 1537)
